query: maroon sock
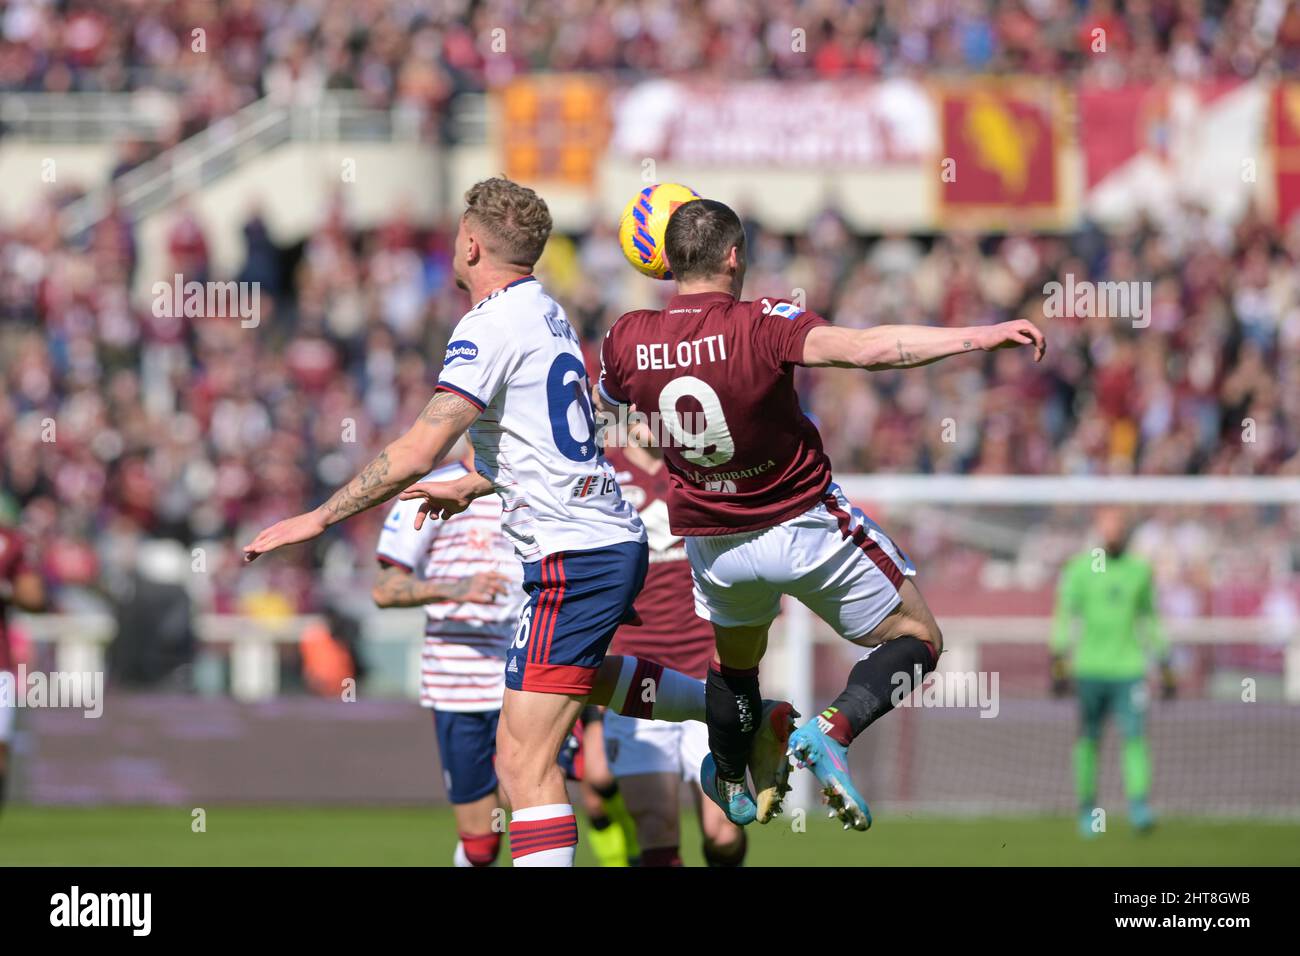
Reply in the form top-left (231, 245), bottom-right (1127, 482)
top-left (818, 706), bottom-right (855, 748)
top-left (460, 831), bottom-right (500, 867)
top-left (641, 846), bottom-right (682, 867)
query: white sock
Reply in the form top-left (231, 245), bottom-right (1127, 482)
top-left (453, 841), bottom-right (471, 868)
top-left (611, 657), bottom-right (705, 723)
top-left (510, 803), bottom-right (577, 867)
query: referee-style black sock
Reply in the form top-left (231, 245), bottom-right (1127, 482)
top-left (706, 664), bottom-right (761, 782)
top-left (821, 637), bottom-right (937, 747)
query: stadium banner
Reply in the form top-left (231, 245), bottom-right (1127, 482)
top-left (604, 77), bottom-right (1078, 231)
top-left (496, 74), bottom-right (611, 185)
top-left (609, 78), bottom-right (937, 167)
top-left (543, 76), bottom-right (1286, 232)
top-left (1271, 82), bottom-right (1300, 227)
top-left (934, 79), bottom-right (1070, 229)
top-left (1080, 79), bottom-right (1270, 226)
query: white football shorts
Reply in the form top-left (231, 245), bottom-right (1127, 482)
top-left (602, 710), bottom-right (710, 784)
top-left (685, 482), bottom-right (916, 639)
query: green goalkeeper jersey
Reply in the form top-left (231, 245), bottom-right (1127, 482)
top-left (1051, 550), bottom-right (1166, 680)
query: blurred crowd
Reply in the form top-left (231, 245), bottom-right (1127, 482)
top-left (771, 205), bottom-right (1300, 479)
top-left (3, 0), bottom-right (1299, 137)
top-left (1, 188), bottom-right (1298, 617)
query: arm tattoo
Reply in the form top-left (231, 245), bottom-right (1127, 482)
top-left (374, 567), bottom-right (486, 607)
top-left (320, 448), bottom-right (397, 523)
top-left (419, 390), bottom-right (477, 426)
top-left (896, 338), bottom-right (919, 366)
top-left (373, 567), bottom-right (449, 607)
top-left (319, 391), bottom-right (478, 527)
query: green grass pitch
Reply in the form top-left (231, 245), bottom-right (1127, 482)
top-left (3, 807), bottom-right (1298, 866)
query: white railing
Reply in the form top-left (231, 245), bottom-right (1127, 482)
top-left (59, 92), bottom-right (424, 239)
top-left (0, 92), bottom-right (177, 141)
top-left (449, 92), bottom-right (488, 144)
top-left (15, 609), bottom-right (424, 703)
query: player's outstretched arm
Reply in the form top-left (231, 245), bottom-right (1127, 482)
top-left (802, 319), bottom-right (1046, 370)
top-left (242, 390), bottom-right (481, 562)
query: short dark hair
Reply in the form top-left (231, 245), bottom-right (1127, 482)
top-left (463, 177), bottom-right (553, 267)
top-left (663, 199), bottom-right (745, 281)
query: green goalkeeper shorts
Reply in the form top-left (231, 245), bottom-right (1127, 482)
top-left (1077, 677), bottom-right (1149, 741)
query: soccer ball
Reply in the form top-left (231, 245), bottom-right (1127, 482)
top-left (618, 182), bottom-right (702, 279)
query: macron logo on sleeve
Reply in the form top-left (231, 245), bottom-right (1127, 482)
top-left (444, 340), bottom-right (479, 364)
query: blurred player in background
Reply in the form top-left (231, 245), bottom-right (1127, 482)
top-left (601, 437), bottom-right (746, 866)
top-left (598, 198), bottom-right (1046, 830)
top-left (1052, 507), bottom-right (1174, 838)
top-left (566, 712), bottom-right (641, 866)
top-left (373, 446), bottom-right (517, 867)
top-left (247, 178), bottom-right (733, 867)
top-left (0, 522), bottom-right (45, 812)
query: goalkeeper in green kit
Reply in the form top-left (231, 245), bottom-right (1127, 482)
top-left (1051, 508), bottom-right (1175, 837)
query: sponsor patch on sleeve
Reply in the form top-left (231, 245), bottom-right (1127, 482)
top-left (444, 340), bottom-right (479, 364)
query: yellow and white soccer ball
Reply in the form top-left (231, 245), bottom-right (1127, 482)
top-left (617, 182), bottom-right (702, 279)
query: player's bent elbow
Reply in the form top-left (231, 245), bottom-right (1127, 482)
top-left (803, 327), bottom-right (877, 369)
top-left (924, 622), bottom-right (944, 659)
top-left (390, 437), bottom-right (438, 482)
top-left (850, 331), bottom-right (898, 370)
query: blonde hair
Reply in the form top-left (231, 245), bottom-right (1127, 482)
top-left (463, 177), bottom-right (553, 268)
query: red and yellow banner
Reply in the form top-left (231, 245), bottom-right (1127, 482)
top-left (1272, 83), bottom-right (1300, 227)
top-left (936, 82), bottom-right (1065, 226)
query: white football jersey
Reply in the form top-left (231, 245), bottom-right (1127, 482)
top-left (376, 461), bottom-right (524, 712)
top-left (436, 276), bottom-right (645, 562)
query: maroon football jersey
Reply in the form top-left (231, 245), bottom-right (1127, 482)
top-left (605, 446), bottom-right (714, 677)
top-left (600, 292), bottom-right (832, 536)
top-left (0, 526), bottom-right (32, 673)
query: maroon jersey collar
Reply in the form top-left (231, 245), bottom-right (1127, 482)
top-left (665, 291), bottom-right (735, 312)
